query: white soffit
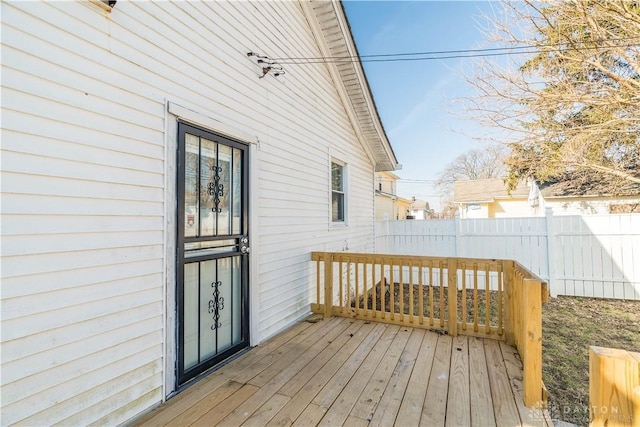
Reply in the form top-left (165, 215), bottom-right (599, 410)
top-left (304, 0), bottom-right (400, 172)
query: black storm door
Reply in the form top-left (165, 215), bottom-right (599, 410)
top-left (176, 122), bottom-right (249, 386)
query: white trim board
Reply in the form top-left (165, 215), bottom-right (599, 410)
top-left (167, 102), bottom-right (258, 146)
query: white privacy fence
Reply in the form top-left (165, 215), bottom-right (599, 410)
top-left (375, 210), bottom-right (640, 300)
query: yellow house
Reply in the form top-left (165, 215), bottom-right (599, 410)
top-left (375, 171), bottom-right (412, 220)
top-left (454, 178), bottom-right (531, 218)
top-left (455, 177), bottom-right (640, 218)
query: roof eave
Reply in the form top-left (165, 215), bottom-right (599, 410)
top-left (302, 0), bottom-right (400, 172)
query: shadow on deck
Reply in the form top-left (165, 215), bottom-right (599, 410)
top-left (133, 317), bottom-right (552, 426)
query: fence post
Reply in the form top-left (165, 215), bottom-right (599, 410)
top-left (454, 211), bottom-right (462, 257)
top-left (523, 278), bottom-right (543, 407)
top-left (447, 258), bottom-right (458, 336)
top-left (589, 346), bottom-right (640, 427)
top-left (324, 253), bottom-right (334, 318)
top-left (545, 207), bottom-right (557, 297)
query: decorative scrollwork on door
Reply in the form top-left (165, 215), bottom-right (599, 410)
top-left (208, 280), bottom-right (224, 330)
top-left (208, 166), bottom-right (224, 213)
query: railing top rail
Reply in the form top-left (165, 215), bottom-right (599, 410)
top-left (312, 251), bottom-right (511, 266)
top-left (513, 260), bottom-right (546, 283)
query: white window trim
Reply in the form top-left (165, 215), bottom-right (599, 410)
top-left (330, 158), bottom-right (348, 227)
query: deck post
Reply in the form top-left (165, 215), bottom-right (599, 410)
top-left (447, 258), bottom-right (458, 336)
top-left (523, 278), bottom-right (542, 407)
top-left (589, 346), bottom-right (640, 427)
top-left (324, 253), bottom-right (334, 318)
top-left (503, 260), bottom-right (515, 346)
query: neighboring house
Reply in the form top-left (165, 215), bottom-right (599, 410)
top-left (538, 177), bottom-right (640, 215)
top-left (397, 197), bottom-right (413, 219)
top-left (374, 171), bottom-right (412, 220)
top-left (0, 1), bottom-right (399, 425)
top-left (409, 198), bottom-right (431, 220)
top-left (454, 178), bottom-right (532, 219)
top-left (454, 177), bottom-right (640, 219)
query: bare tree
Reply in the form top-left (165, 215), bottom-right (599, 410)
top-left (436, 144), bottom-right (508, 196)
top-left (465, 1), bottom-right (640, 190)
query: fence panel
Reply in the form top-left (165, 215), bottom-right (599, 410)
top-left (375, 219), bottom-right (456, 257)
top-left (375, 213), bottom-right (640, 300)
top-left (553, 215), bottom-right (640, 300)
top-left (458, 217), bottom-right (549, 282)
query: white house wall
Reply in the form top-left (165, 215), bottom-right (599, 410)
top-left (1, 1), bottom-right (377, 425)
top-left (543, 197), bottom-right (640, 215)
top-left (493, 199), bottom-right (536, 218)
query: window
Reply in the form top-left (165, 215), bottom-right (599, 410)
top-left (331, 161), bottom-right (345, 222)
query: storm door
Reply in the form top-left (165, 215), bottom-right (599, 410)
top-left (176, 122), bottom-right (249, 386)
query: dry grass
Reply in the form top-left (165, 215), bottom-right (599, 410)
top-left (542, 295), bottom-right (640, 426)
top-left (356, 282), bottom-right (501, 328)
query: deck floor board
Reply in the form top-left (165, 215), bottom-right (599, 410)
top-left (132, 318), bottom-right (551, 427)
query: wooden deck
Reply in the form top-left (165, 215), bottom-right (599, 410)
top-left (133, 317), bottom-right (552, 426)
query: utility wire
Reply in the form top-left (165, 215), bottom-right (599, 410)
top-left (273, 37), bottom-right (640, 64)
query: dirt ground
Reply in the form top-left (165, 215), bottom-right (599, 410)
top-left (542, 295), bottom-right (640, 426)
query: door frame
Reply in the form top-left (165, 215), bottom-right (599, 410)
top-left (175, 121), bottom-right (250, 386)
top-left (163, 102), bottom-right (260, 397)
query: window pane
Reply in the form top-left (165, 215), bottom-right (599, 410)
top-left (184, 134), bottom-right (200, 238)
top-left (200, 139), bottom-right (217, 236)
top-left (183, 262), bottom-right (199, 370)
top-left (217, 144), bottom-right (232, 235)
top-left (200, 259), bottom-right (217, 361)
top-left (231, 148), bottom-right (242, 235)
top-left (331, 162), bottom-right (343, 191)
top-left (332, 192), bottom-right (344, 222)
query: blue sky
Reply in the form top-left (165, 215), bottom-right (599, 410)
top-left (343, 1), bottom-right (499, 209)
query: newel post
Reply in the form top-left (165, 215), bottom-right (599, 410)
top-left (503, 260), bottom-right (515, 346)
top-left (523, 278), bottom-right (543, 407)
top-left (447, 258), bottom-right (458, 336)
top-left (589, 346), bottom-right (640, 427)
top-left (323, 253), bottom-right (334, 318)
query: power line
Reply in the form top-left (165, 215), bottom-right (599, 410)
top-left (272, 37), bottom-right (640, 64)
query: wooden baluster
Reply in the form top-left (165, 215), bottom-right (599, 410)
top-left (409, 262), bottom-right (415, 323)
top-left (381, 260), bottom-right (386, 319)
top-left (346, 261), bottom-right (351, 315)
top-left (373, 259), bottom-right (379, 318)
top-left (338, 261), bottom-right (344, 313)
top-left (355, 261), bottom-right (361, 316)
top-left (485, 263), bottom-right (491, 334)
top-left (461, 262), bottom-right (467, 331)
top-left (473, 263), bottom-right (478, 333)
top-left (364, 258), bottom-right (369, 317)
top-left (439, 260), bottom-right (445, 328)
top-left (429, 262), bottom-right (434, 327)
top-left (497, 263), bottom-right (503, 337)
top-left (390, 261), bottom-right (395, 320)
top-left (418, 262), bottom-right (424, 325)
top-left (316, 257), bottom-right (321, 313)
top-left (447, 258), bottom-right (458, 336)
top-left (399, 263), bottom-right (404, 320)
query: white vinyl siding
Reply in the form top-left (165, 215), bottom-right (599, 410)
top-left (1, 1), bottom-right (378, 425)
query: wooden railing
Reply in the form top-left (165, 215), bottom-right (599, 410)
top-left (310, 251), bottom-right (548, 407)
top-left (589, 346), bottom-right (640, 427)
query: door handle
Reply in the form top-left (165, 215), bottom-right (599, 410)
top-left (240, 245), bottom-right (250, 254)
